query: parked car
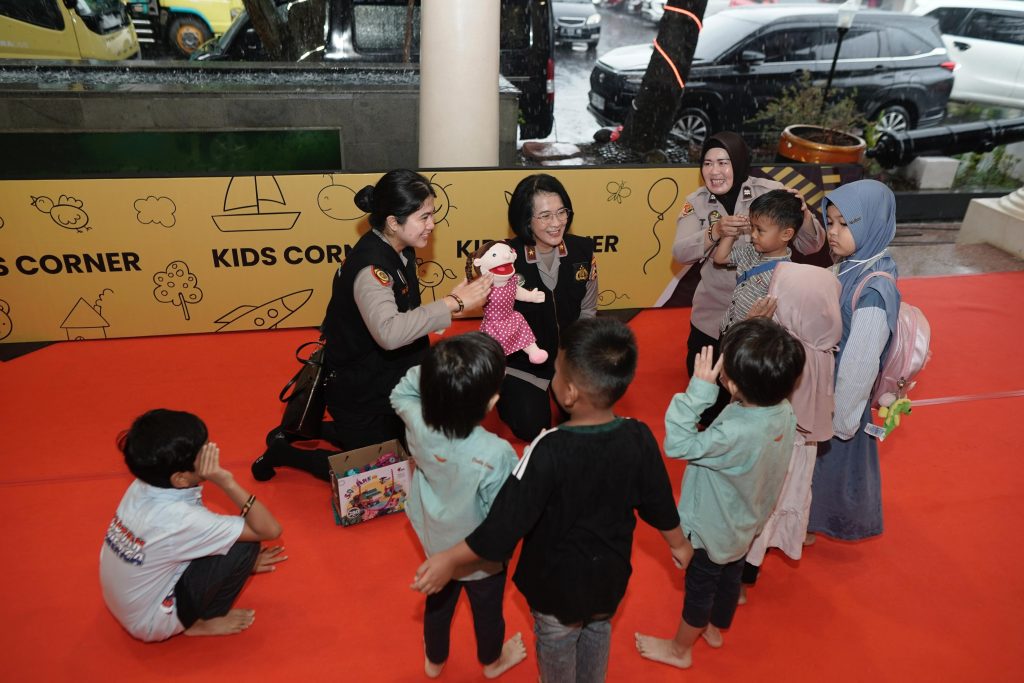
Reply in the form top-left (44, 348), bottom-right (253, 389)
top-left (125, 1), bottom-right (243, 58)
top-left (553, 0), bottom-right (601, 49)
top-left (912, 0), bottom-right (1024, 108)
top-left (193, 0), bottom-right (555, 139)
top-left (0, 0), bottom-right (140, 61)
top-left (588, 6), bottom-right (955, 146)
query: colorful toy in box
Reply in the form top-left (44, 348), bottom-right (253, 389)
top-left (328, 441), bottom-right (411, 526)
top-left (467, 240), bottom-right (548, 364)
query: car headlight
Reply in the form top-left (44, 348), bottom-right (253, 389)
top-left (586, 13), bottom-right (601, 26)
top-left (624, 73), bottom-right (644, 86)
top-left (230, 9), bottom-right (241, 19)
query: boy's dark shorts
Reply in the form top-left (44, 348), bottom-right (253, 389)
top-left (682, 548), bottom-right (746, 630)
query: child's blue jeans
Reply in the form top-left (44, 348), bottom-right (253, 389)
top-left (532, 610), bottom-right (611, 683)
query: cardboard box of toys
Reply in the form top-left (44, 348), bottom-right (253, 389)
top-left (328, 439), bottom-right (411, 526)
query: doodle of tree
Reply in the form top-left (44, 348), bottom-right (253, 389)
top-left (153, 261), bottom-right (203, 321)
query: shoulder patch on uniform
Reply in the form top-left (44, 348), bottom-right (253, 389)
top-left (589, 255), bottom-right (598, 281)
top-left (681, 201), bottom-right (694, 216)
top-left (371, 266), bottom-right (392, 286)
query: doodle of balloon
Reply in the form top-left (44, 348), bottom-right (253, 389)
top-left (646, 177), bottom-right (679, 218)
top-left (598, 290), bottom-right (630, 308)
top-left (317, 176), bottom-right (365, 221)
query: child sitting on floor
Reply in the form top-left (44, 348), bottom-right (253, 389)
top-left (100, 409), bottom-right (286, 642)
top-left (635, 317), bottom-right (804, 670)
top-left (390, 332), bottom-right (526, 679)
top-left (411, 318), bottom-right (690, 683)
top-left (714, 189), bottom-right (804, 332)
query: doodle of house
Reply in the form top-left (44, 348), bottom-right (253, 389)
top-left (60, 298), bottom-right (110, 340)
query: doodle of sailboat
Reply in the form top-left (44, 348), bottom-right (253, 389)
top-left (214, 289), bottom-right (313, 332)
top-left (212, 176), bottom-right (301, 232)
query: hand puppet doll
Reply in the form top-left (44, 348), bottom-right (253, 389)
top-left (467, 240), bottom-right (548, 364)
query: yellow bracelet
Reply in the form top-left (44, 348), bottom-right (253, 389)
top-left (240, 494), bottom-right (256, 518)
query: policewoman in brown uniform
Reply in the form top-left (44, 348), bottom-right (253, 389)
top-left (498, 174), bottom-right (598, 442)
top-left (252, 169), bottom-right (492, 481)
top-left (673, 132), bottom-right (825, 424)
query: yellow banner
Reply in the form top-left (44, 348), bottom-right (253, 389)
top-left (0, 168), bottom-right (709, 343)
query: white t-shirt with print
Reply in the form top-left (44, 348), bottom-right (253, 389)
top-left (99, 479), bottom-right (244, 642)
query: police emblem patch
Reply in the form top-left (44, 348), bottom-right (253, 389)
top-left (371, 266), bottom-right (392, 286)
top-left (681, 201), bottom-right (694, 216)
top-left (575, 264), bottom-right (588, 281)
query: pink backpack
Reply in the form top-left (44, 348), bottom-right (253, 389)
top-left (852, 271), bottom-right (932, 408)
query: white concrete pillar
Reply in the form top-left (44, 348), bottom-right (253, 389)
top-left (419, 0), bottom-right (500, 168)
top-left (958, 185), bottom-right (1024, 259)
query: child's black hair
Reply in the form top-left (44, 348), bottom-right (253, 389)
top-left (420, 332), bottom-right (506, 440)
top-left (720, 318), bottom-right (805, 407)
top-left (749, 189), bottom-right (803, 239)
top-left (117, 409), bottom-right (208, 488)
top-left (559, 317), bottom-right (637, 409)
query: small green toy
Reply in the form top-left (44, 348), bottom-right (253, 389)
top-left (877, 396), bottom-right (912, 438)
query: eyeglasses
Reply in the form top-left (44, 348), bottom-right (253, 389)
top-left (532, 208), bottom-right (572, 223)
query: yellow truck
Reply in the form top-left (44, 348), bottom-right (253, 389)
top-left (0, 0), bottom-right (140, 61)
top-left (125, 1), bottom-right (243, 57)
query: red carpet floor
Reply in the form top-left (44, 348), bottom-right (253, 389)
top-left (1, 271), bottom-right (1022, 682)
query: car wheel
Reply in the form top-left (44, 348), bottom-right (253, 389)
top-left (875, 104), bottom-right (912, 133)
top-left (668, 107), bottom-right (712, 148)
top-left (169, 16), bottom-right (213, 57)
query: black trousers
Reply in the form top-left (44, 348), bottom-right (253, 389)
top-left (685, 323), bottom-right (731, 427)
top-left (496, 373), bottom-right (567, 443)
top-left (424, 570), bottom-right (507, 666)
top-left (682, 548), bottom-right (746, 630)
top-left (174, 541), bottom-right (259, 629)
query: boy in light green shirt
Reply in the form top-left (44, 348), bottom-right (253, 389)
top-left (636, 317), bottom-right (804, 671)
top-left (390, 332), bottom-right (526, 679)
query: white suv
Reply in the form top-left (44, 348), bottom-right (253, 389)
top-left (913, 0), bottom-right (1024, 108)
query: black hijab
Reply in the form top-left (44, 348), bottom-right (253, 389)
top-left (700, 131), bottom-right (751, 216)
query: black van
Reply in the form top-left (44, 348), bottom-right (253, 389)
top-left (193, 0), bottom-right (555, 140)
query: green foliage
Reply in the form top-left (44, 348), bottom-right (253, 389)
top-left (953, 146), bottom-right (1022, 189)
top-left (746, 71), bottom-right (867, 145)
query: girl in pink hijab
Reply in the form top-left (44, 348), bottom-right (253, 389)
top-left (742, 262), bottom-right (842, 593)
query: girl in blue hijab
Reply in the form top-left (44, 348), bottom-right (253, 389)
top-left (807, 179), bottom-right (901, 541)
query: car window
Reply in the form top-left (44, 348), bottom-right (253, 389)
top-left (884, 26), bottom-right (935, 57)
top-left (817, 27), bottom-right (880, 60)
top-left (0, 0), bottom-right (64, 30)
top-left (962, 10), bottom-right (1024, 46)
top-left (353, 2), bottom-right (421, 53)
top-left (746, 27), bottom-right (821, 62)
top-left (924, 7), bottom-right (970, 35)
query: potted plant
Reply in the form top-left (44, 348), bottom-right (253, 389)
top-left (747, 71), bottom-right (868, 164)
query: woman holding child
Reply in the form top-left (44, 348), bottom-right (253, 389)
top-left (497, 173), bottom-right (599, 441)
top-left (672, 132), bottom-right (825, 423)
top-left (252, 169), bottom-right (492, 481)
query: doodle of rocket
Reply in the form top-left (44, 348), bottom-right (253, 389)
top-left (215, 289), bottom-right (313, 332)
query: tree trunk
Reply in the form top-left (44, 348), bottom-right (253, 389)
top-left (243, 0), bottom-right (292, 61)
top-left (619, 0), bottom-right (706, 155)
top-left (403, 0), bottom-right (416, 64)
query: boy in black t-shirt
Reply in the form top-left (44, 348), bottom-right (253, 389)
top-left (412, 318), bottom-right (691, 682)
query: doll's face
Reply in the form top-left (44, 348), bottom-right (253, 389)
top-left (473, 242), bottom-right (517, 286)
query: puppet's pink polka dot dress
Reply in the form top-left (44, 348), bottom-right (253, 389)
top-left (480, 279), bottom-right (536, 355)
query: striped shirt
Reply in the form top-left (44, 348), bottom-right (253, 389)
top-left (720, 243), bottom-right (791, 333)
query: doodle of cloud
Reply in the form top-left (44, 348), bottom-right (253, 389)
top-left (134, 196), bottom-right (176, 227)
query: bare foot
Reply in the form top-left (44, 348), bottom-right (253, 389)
top-left (738, 584), bottom-right (748, 605)
top-left (803, 532), bottom-right (817, 547)
top-left (424, 655), bottom-right (445, 678)
top-left (702, 624), bottom-right (723, 648)
top-left (634, 632), bottom-right (692, 669)
top-left (483, 632), bottom-right (527, 679)
top-left (184, 609), bottom-right (255, 636)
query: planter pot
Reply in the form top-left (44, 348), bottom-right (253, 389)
top-left (777, 125), bottom-right (867, 164)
